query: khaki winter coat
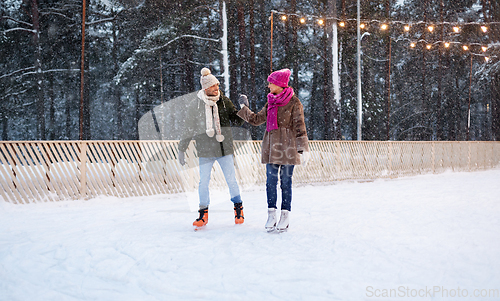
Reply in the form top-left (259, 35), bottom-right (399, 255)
top-left (237, 95), bottom-right (309, 165)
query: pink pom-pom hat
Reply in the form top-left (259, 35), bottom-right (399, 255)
top-left (267, 68), bottom-right (291, 88)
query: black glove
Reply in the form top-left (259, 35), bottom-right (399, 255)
top-left (238, 94), bottom-right (249, 108)
top-left (178, 151), bottom-right (186, 166)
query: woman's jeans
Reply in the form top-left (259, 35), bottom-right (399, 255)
top-left (198, 154), bottom-right (242, 208)
top-left (266, 164), bottom-right (295, 211)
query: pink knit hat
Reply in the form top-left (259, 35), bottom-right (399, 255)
top-left (267, 68), bottom-right (291, 88)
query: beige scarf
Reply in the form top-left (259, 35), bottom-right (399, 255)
top-left (197, 89), bottom-right (224, 142)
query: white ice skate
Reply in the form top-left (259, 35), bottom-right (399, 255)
top-left (265, 208), bottom-right (277, 232)
top-left (276, 209), bottom-right (290, 232)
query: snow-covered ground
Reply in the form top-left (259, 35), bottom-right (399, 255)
top-left (1, 169), bottom-right (500, 301)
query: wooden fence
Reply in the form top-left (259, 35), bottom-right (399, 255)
top-left (0, 141), bottom-right (499, 204)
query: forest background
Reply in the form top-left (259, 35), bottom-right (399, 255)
top-left (1, 0), bottom-right (500, 142)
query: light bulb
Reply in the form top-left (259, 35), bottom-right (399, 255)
top-left (428, 25), bottom-right (434, 32)
top-left (281, 15), bottom-right (287, 21)
top-left (300, 17), bottom-right (306, 24)
top-left (426, 44), bottom-right (432, 50)
top-left (410, 42), bottom-right (416, 48)
top-left (463, 45), bottom-right (469, 51)
top-left (482, 46), bottom-right (488, 52)
top-left (318, 19), bottom-right (324, 26)
top-left (481, 26), bottom-right (488, 33)
top-left (444, 42), bottom-right (450, 48)
top-left (404, 25), bottom-right (410, 32)
top-left (453, 26), bottom-right (460, 33)
top-left (381, 24), bottom-right (388, 30)
top-left (339, 21), bottom-right (345, 27)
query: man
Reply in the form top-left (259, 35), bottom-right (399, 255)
top-left (178, 68), bottom-right (245, 229)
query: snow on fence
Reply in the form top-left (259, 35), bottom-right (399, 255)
top-left (0, 140), bottom-right (499, 204)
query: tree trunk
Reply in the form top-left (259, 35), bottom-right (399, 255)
top-left (237, 1), bottom-right (247, 95)
top-left (492, 73), bottom-right (500, 141)
top-left (481, 0), bottom-right (500, 140)
top-left (248, 0), bottom-right (258, 139)
top-left (227, 1), bottom-right (238, 100)
top-left (32, 0), bottom-right (45, 140)
top-left (48, 72), bottom-right (55, 140)
top-left (112, 18), bottom-right (123, 140)
top-left (436, 0), bottom-right (444, 141)
top-left (1, 115), bottom-right (7, 141)
top-left (385, 0), bottom-right (391, 141)
top-left (323, 32), bottom-right (331, 140)
top-left (291, 0), bottom-right (299, 90)
top-left (80, 0), bottom-right (91, 140)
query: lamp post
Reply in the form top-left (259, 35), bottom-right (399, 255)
top-left (467, 53), bottom-right (472, 141)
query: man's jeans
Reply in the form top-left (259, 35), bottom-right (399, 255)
top-left (266, 164), bottom-right (295, 211)
top-left (198, 154), bottom-right (242, 208)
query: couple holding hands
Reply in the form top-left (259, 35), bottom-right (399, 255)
top-left (178, 67), bottom-right (310, 232)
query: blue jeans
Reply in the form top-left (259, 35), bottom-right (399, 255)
top-left (266, 164), bottom-right (294, 211)
top-left (198, 154), bottom-right (242, 208)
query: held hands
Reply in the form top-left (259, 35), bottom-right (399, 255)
top-left (178, 151), bottom-right (186, 166)
top-left (299, 151), bottom-right (311, 167)
top-left (238, 94), bottom-right (249, 109)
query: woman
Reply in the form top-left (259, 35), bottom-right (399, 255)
top-left (237, 68), bottom-right (310, 232)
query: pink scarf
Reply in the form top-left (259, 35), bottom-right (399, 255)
top-left (267, 87), bottom-right (294, 132)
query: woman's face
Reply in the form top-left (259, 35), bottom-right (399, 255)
top-left (268, 82), bottom-right (284, 95)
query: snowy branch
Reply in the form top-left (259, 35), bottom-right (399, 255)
top-left (183, 5), bottom-right (219, 15)
top-left (87, 17), bottom-right (118, 25)
top-left (396, 126), bottom-right (431, 139)
top-left (40, 11), bottom-right (75, 21)
top-left (0, 89), bottom-right (29, 101)
top-left (87, 10), bottom-right (125, 26)
top-left (0, 16), bottom-right (33, 27)
top-left (0, 67), bottom-right (36, 80)
top-left (19, 69), bottom-right (80, 79)
top-left (1, 68), bottom-right (79, 81)
top-left (363, 54), bottom-right (389, 62)
top-left (1, 28), bottom-right (37, 35)
top-left (135, 35), bottom-right (220, 55)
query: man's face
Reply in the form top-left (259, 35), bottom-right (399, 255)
top-left (205, 84), bottom-right (219, 96)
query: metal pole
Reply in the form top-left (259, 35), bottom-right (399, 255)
top-left (467, 54), bottom-right (472, 141)
top-left (387, 38), bottom-right (391, 141)
top-left (356, 0), bottom-right (362, 141)
top-left (270, 11), bottom-right (274, 72)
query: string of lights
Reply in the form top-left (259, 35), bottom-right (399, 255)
top-left (270, 9), bottom-right (498, 61)
top-left (270, 9), bottom-right (500, 27)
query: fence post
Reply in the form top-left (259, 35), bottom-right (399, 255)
top-left (388, 141), bottom-right (392, 178)
top-left (431, 142), bottom-right (435, 174)
top-left (467, 142), bottom-right (471, 172)
top-left (79, 142), bottom-right (87, 199)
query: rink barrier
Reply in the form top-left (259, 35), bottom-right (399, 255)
top-left (0, 140), bottom-right (499, 204)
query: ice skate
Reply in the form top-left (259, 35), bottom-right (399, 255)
top-left (234, 203), bottom-right (244, 224)
top-left (276, 209), bottom-right (289, 232)
top-left (193, 207), bottom-right (208, 230)
top-left (265, 208), bottom-right (277, 232)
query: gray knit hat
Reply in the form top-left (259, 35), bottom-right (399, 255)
top-left (200, 68), bottom-right (220, 90)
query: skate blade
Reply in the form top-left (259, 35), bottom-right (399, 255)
top-left (276, 226), bottom-right (288, 233)
top-left (194, 226), bottom-right (206, 231)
